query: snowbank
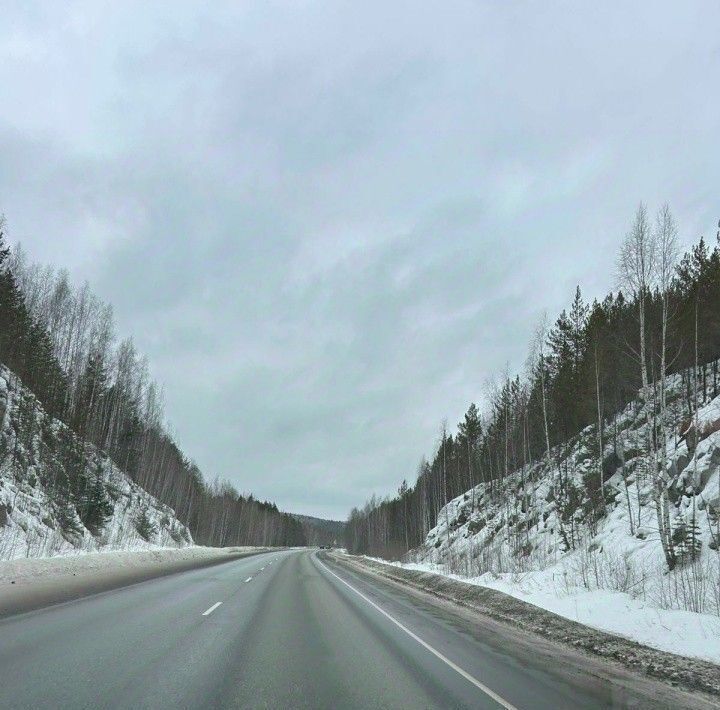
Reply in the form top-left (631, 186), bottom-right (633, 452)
top-left (379, 557), bottom-right (720, 664)
top-left (389, 365), bottom-right (720, 666)
top-left (0, 545), bottom-right (258, 585)
top-left (342, 552), bottom-right (720, 700)
top-left (0, 545), bottom-right (269, 617)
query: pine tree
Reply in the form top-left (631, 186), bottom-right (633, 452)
top-left (51, 466), bottom-right (84, 540)
top-left (135, 507), bottom-right (158, 541)
top-left (548, 290), bottom-right (588, 440)
top-left (672, 520), bottom-right (702, 563)
top-left (0, 217), bottom-right (9, 265)
top-left (77, 463), bottom-right (114, 536)
top-left (458, 403), bottom-right (482, 509)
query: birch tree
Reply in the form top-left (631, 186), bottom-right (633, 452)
top-left (533, 314), bottom-right (552, 463)
top-left (654, 204), bottom-right (679, 567)
top-left (618, 203), bottom-right (655, 391)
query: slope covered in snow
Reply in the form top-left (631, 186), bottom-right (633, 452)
top-left (0, 365), bottom-right (192, 560)
top-left (398, 365), bottom-right (720, 661)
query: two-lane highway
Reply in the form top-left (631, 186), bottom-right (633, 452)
top-left (0, 549), bottom-right (701, 709)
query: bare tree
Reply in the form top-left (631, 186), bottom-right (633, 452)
top-left (440, 420), bottom-right (451, 547)
top-left (619, 203), bottom-right (677, 569)
top-left (594, 342), bottom-right (604, 500)
top-left (654, 204), bottom-right (678, 568)
top-left (618, 203), bottom-right (655, 391)
top-left (532, 313), bottom-right (552, 463)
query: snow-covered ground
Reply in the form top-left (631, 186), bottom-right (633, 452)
top-left (373, 556), bottom-right (720, 664)
top-left (392, 365), bottom-right (720, 665)
top-left (0, 544), bottom-right (269, 617)
top-left (0, 366), bottom-right (193, 560)
top-left (0, 545), bottom-right (260, 586)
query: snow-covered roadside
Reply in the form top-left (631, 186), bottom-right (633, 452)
top-left (366, 555), bottom-right (720, 665)
top-left (0, 545), bottom-right (269, 617)
top-left (0, 545), bottom-right (261, 585)
top-left (374, 370), bottom-right (720, 668)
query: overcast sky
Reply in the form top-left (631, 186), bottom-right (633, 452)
top-left (1, 2), bottom-right (718, 518)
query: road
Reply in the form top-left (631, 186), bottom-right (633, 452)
top-left (0, 549), bottom-right (695, 709)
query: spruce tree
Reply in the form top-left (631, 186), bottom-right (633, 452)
top-left (135, 507), bottom-right (157, 541)
top-left (78, 463), bottom-right (114, 536)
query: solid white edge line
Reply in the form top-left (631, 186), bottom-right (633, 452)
top-left (316, 556), bottom-right (517, 710)
top-left (245, 577), bottom-right (253, 582)
top-left (202, 601), bottom-right (222, 616)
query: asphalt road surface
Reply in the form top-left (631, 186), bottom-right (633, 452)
top-left (0, 549), bottom-right (694, 709)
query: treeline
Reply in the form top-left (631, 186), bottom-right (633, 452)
top-left (0, 218), bottom-right (306, 547)
top-left (346, 206), bottom-right (720, 560)
top-left (293, 514), bottom-right (346, 547)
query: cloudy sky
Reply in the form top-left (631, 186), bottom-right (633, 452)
top-left (1, 2), bottom-right (718, 518)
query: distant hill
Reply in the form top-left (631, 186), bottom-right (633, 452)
top-left (292, 514), bottom-right (345, 547)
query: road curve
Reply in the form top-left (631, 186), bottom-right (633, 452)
top-left (0, 549), bottom-right (699, 709)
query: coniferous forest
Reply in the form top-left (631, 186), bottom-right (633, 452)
top-left (345, 206), bottom-right (720, 561)
top-left (0, 217), bottom-right (306, 548)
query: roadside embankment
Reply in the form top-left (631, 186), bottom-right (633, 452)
top-left (0, 546), bottom-right (276, 617)
top-left (331, 552), bottom-right (720, 700)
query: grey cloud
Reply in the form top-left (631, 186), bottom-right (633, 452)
top-left (0, 2), bottom-right (719, 517)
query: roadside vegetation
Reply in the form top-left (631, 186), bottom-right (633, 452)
top-left (346, 206), bottom-right (720, 619)
top-left (0, 219), bottom-right (306, 553)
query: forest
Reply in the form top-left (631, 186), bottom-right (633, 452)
top-left (345, 205), bottom-right (720, 564)
top-left (0, 218), bottom-right (306, 548)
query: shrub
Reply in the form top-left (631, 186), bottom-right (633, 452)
top-left (467, 518), bottom-right (486, 534)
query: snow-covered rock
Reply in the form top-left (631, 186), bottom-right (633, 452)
top-left (0, 365), bottom-right (192, 560)
top-left (405, 365), bottom-right (720, 650)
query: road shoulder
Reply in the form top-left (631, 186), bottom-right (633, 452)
top-left (328, 552), bottom-right (720, 706)
top-left (0, 546), bottom-right (276, 618)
